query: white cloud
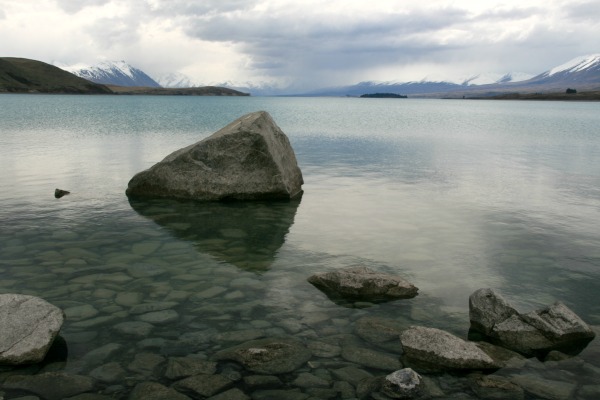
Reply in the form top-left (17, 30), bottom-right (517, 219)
top-left (1, 0), bottom-right (598, 90)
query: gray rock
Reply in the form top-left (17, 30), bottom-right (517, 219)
top-left (292, 372), bottom-right (330, 388)
top-left (469, 288), bottom-right (519, 336)
top-left (136, 309), bottom-right (179, 325)
top-left (3, 372), bottom-right (95, 400)
top-left (468, 374), bottom-right (524, 400)
top-left (206, 388), bottom-right (250, 400)
top-left (510, 374), bottom-right (576, 400)
top-left (469, 288), bottom-right (595, 355)
top-left (0, 294), bottom-right (65, 364)
top-left (381, 368), bottom-right (424, 399)
top-left (165, 356), bottom-right (217, 380)
top-left (330, 365), bottom-right (373, 385)
top-left (89, 362), bottom-right (126, 383)
top-left (126, 111), bottom-right (303, 201)
top-left (307, 266), bottom-right (418, 303)
top-left (129, 381), bottom-right (191, 400)
top-left (355, 316), bottom-right (406, 352)
top-left (127, 352), bottom-right (165, 376)
top-left (129, 301), bottom-right (178, 315)
top-left (251, 389), bottom-right (309, 400)
top-left (399, 326), bottom-right (498, 371)
top-left (212, 337), bottom-right (311, 374)
top-left (340, 345), bottom-right (402, 371)
top-left (113, 321), bottom-right (154, 338)
top-left (172, 374), bottom-right (234, 398)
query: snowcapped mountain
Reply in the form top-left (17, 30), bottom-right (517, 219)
top-left (59, 61), bottom-right (161, 87)
top-left (527, 54), bottom-right (600, 85)
top-left (157, 72), bottom-right (200, 88)
top-left (461, 72), bottom-right (534, 86)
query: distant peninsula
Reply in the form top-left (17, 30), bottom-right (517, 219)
top-left (360, 93), bottom-right (407, 98)
top-left (0, 57), bottom-right (248, 96)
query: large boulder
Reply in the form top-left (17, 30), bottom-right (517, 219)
top-left (0, 294), bottom-right (65, 365)
top-left (399, 326), bottom-right (499, 371)
top-left (307, 266), bottom-right (418, 303)
top-left (126, 111), bottom-right (303, 201)
top-left (469, 288), bottom-right (595, 356)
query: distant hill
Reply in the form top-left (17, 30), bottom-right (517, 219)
top-left (106, 85), bottom-right (249, 96)
top-left (0, 57), bottom-right (111, 94)
top-left (60, 61), bottom-right (161, 87)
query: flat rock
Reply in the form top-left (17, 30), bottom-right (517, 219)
top-left (341, 345), bottom-right (402, 371)
top-left (113, 321), bottom-right (154, 338)
top-left (399, 326), bottom-right (498, 371)
top-left (172, 374), bottom-right (234, 398)
top-left (165, 356), bottom-right (217, 380)
top-left (126, 111), bottom-right (303, 201)
top-left (3, 372), bottom-right (95, 400)
top-left (212, 337), bottom-right (311, 374)
top-left (129, 381), bottom-right (191, 400)
top-left (307, 266), bottom-right (418, 303)
top-left (469, 374), bottom-right (525, 400)
top-left (355, 316), bottom-right (406, 352)
top-left (0, 294), bottom-right (65, 364)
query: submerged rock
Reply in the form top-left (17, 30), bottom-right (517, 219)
top-left (399, 326), bottom-right (498, 371)
top-left (126, 111), bottom-right (303, 201)
top-left (307, 266), bottom-right (418, 303)
top-left (0, 293), bottom-right (65, 365)
top-left (212, 337), bottom-right (311, 374)
top-left (469, 288), bottom-right (595, 356)
top-left (3, 372), bottom-right (96, 400)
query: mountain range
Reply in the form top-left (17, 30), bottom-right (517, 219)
top-left (138, 54), bottom-right (600, 96)
top-left (58, 60), bottom-right (161, 87)
top-left (9, 54), bottom-right (600, 97)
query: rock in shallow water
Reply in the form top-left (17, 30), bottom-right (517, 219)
top-left (469, 288), bottom-right (596, 356)
top-left (381, 368), bottom-right (424, 399)
top-left (126, 111), bottom-right (304, 201)
top-left (399, 326), bottom-right (498, 371)
top-left (0, 294), bottom-right (64, 364)
top-left (307, 266), bottom-right (418, 303)
top-left (212, 337), bottom-right (312, 374)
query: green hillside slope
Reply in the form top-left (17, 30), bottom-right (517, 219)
top-left (0, 57), bottom-right (112, 94)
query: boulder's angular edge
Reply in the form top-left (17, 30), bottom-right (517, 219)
top-left (126, 111), bottom-right (304, 201)
top-left (0, 294), bottom-right (65, 365)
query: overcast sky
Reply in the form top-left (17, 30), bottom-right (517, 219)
top-left (1, 0), bottom-right (598, 89)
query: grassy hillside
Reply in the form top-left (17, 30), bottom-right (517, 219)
top-left (0, 57), bottom-right (112, 94)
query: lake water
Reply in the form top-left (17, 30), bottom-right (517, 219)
top-left (1, 94), bottom-right (599, 399)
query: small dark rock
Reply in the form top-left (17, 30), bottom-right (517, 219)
top-left (55, 188), bottom-right (70, 198)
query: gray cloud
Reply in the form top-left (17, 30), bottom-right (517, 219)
top-left (565, 1), bottom-right (600, 22)
top-left (5, 1), bottom-right (598, 90)
top-left (54, 0), bottom-right (112, 14)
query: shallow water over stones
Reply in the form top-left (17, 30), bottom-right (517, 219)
top-left (1, 197), bottom-right (599, 399)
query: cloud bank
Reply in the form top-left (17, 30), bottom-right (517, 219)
top-left (0, 0), bottom-right (598, 90)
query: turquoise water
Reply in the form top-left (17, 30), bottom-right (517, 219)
top-left (1, 94), bottom-right (599, 398)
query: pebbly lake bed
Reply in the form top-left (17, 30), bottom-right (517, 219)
top-left (1, 94), bottom-right (599, 399)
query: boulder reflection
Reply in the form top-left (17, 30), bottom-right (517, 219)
top-left (128, 196), bottom-right (302, 271)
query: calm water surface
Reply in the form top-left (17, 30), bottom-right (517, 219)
top-left (1, 95), bottom-right (599, 399)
